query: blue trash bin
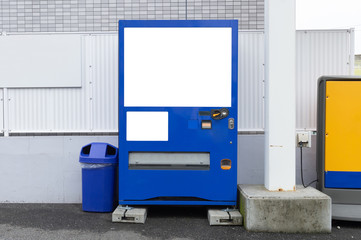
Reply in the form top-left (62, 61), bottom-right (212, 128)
top-left (79, 142), bottom-right (118, 212)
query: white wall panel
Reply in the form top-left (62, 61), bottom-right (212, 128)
top-left (6, 34), bottom-right (118, 133)
top-left (2, 30), bottom-right (353, 133)
top-left (0, 89), bottom-right (3, 134)
top-left (238, 31), bottom-right (264, 131)
top-left (0, 35), bottom-right (82, 88)
top-left (8, 88), bottom-right (90, 133)
top-left (90, 35), bottom-right (118, 132)
top-left (0, 136), bottom-right (118, 203)
top-left (296, 30), bottom-right (352, 130)
top-left (7, 36), bottom-right (90, 133)
top-left (238, 29), bottom-right (352, 131)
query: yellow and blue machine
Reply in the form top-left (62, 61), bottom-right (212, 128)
top-left (118, 20), bottom-right (238, 205)
top-left (317, 76), bottom-right (361, 220)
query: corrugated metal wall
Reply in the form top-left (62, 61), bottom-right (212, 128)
top-left (0, 89), bottom-right (3, 134)
top-left (296, 30), bottom-right (353, 130)
top-left (0, 30), bottom-right (353, 134)
top-left (6, 34), bottom-right (118, 134)
top-left (238, 31), bottom-right (264, 131)
top-left (88, 35), bottom-right (118, 132)
top-left (7, 36), bottom-right (89, 133)
top-left (238, 29), bottom-right (353, 131)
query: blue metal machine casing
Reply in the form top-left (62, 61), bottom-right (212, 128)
top-left (118, 20), bottom-right (238, 205)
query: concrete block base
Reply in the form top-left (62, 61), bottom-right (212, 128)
top-left (239, 185), bottom-right (331, 233)
top-left (207, 209), bottom-right (243, 226)
top-left (112, 206), bottom-right (147, 224)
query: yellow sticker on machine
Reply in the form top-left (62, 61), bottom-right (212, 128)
top-left (325, 81), bottom-right (361, 172)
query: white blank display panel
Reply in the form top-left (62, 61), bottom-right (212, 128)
top-left (127, 111), bottom-right (168, 141)
top-left (0, 35), bottom-right (81, 88)
top-left (124, 27), bottom-right (232, 107)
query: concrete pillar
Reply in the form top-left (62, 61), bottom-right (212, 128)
top-left (264, 0), bottom-right (296, 191)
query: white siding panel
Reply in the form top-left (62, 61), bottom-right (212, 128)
top-left (238, 31), bottom-right (264, 131)
top-left (238, 30), bottom-right (352, 131)
top-left (3, 30), bottom-right (353, 133)
top-left (8, 87), bottom-right (90, 133)
top-left (0, 89), bottom-right (3, 134)
top-left (7, 36), bottom-right (88, 133)
top-left (90, 35), bottom-right (118, 131)
top-left (7, 34), bottom-right (119, 133)
top-left (296, 30), bottom-right (351, 130)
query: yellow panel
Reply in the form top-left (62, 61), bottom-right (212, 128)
top-left (325, 81), bottom-right (361, 172)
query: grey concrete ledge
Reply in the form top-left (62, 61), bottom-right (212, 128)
top-left (239, 184), bottom-right (332, 233)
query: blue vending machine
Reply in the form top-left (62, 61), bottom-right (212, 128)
top-left (118, 20), bottom-right (238, 205)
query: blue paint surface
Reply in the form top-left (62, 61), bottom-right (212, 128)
top-left (188, 120), bottom-right (198, 129)
top-left (79, 143), bottom-right (118, 212)
top-left (81, 165), bottom-right (118, 212)
top-left (119, 200), bottom-right (237, 206)
top-left (325, 171), bottom-right (361, 189)
top-left (118, 20), bottom-right (238, 205)
top-left (79, 142), bottom-right (118, 164)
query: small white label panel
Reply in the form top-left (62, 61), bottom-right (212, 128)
top-left (124, 27), bottom-right (232, 107)
top-left (126, 111), bottom-right (168, 141)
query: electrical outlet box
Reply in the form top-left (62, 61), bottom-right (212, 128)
top-left (297, 131), bottom-right (311, 148)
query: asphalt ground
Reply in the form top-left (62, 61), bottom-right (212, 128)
top-left (0, 204), bottom-right (360, 240)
